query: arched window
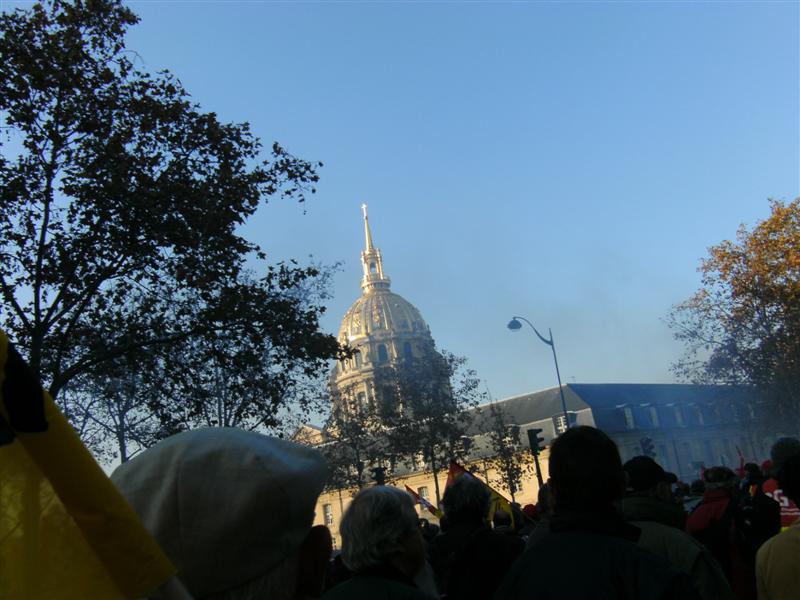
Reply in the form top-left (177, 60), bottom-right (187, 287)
top-left (370, 262), bottom-right (377, 274)
top-left (377, 344), bottom-right (388, 363)
top-left (354, 352), bottom-right (362, 368)
top-left (403, 342), bottom-right (413, 360)
top-left (357, 392), bottom-right (367, 409)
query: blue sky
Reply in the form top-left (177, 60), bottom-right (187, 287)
top-left (20, 1), bottom-right (800, 400)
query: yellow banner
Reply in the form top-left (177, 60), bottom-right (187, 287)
top-left (446, 461), bottom-right (515, 527)
top-left (0, 330), bottom-right (175, 599)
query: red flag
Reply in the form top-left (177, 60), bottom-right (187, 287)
top-left (735, 445), bottom-right (745, 478)
top-left (405, 485), bottom-right (443, 519)
top-left (446, 460), bottom-right (469, 489)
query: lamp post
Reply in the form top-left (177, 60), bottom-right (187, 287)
top-left (507, 316), bottom-right (570, 431)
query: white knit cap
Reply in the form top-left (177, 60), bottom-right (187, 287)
top-left (111, 428), bottom-right (328, 597)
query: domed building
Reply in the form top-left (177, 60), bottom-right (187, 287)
top-left (330, 205), bottom-right (440, 417)
top-left (308, 207), bottom-right (766, 551)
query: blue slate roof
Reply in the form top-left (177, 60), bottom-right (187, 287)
top-left (483, 382), bottom-right (759, 435)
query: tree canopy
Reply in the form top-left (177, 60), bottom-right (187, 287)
top-left (484, 402), bottom-right (535, 503)
top-left (0, 0), bottom-right (342, 458)
top-left (668, 198), bottom-right (800, 417)
top-left (379, 349), bottom-right (485, 503)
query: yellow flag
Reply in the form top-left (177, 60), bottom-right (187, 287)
top-left (0, 329), bottom-right (175, 599)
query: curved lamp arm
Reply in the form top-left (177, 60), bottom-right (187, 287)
top-left (509, 316), bottom-right (553, 347)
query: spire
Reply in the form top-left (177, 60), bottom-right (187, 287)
top-left (359, 204), bottom-right (390, 293)
top-left (361, 203), bottom-right (375, 251)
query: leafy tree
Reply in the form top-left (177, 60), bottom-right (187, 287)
top-left (668, 198), bottom-right (800, 418)
top-left (484, 402), bottom-right (535, 503)
top-left (143, 267), bottom-right (340, 434)
top-left (0, 1), bottom-right (341, 436)
top-left (380, 349), bottom-right (486, 504)
top-left (319, 380), bottom-right (390, 490)
top-left (67, 358), bottom-right (164, 463)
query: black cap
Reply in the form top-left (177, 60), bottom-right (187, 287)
top-left (624, 456), bottom-right (678, 491)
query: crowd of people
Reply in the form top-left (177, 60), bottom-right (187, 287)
top-left (111, 426), bottom-right (800, 599)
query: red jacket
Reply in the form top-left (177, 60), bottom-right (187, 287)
top-left (686, 489), bottom-right (754, 600)
top-left (762, 478), bottom-right (800, 530)
top-left (686, 489), bottom-right (732, 537)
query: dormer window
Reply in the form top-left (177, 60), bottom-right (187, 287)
top-left (623, 407), bottom-right (635, 429)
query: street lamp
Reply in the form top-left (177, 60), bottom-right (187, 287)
top-left (507, 316), bottom-right (570, 431)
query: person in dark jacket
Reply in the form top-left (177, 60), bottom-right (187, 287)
top-left (322, 486), bottom-right (435, 600)
top-left (621, 456), bottom-right (733, 600)
top-left (622, 456), bottom-right (686, 529)
top-left (686, 466), bottom-right (779, 600)
top-left (428, 474), bottom-right (523, 600)
top-left (495, 426), bottom-right (701, 600)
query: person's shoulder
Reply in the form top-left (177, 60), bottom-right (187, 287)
top-left (322, 576), bottom-right (436, 600)
top-left (758, 521), bottom-right (800, 558)
top-left (496, 530), bottom-right (700, 600)
top-left (483, 528), bottom-right (525, 549)
top-left (637, 519), bottom-right (702, 547)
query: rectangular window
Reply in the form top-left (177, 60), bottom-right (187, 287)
top-left (623, 407), bottom-right (635, 429)
top-left (658, 445), bottom-right (670, 469)
top-left (704, 440), bottom-right (715, 464)
top-left (693, 405), bottom-right (705, 426)
top-left (722, 438), bottom-right (732, 464)
top-left (674, 406), bottom-right (684, 427)
top-left (323, 504), bottom-right (334, 526)
top-left (682, 441), bottom-right (692, 462)
top-left (418, 486), bottom-right (429, 500)
top-left (649, 406), bottom-right (660, 428)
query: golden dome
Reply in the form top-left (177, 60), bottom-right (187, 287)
top-left (338, 289), bottom-right (429, 345)
top-left (331, 205), bottom-right (436, 384)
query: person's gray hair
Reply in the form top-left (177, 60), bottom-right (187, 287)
top-left (340, 486), bottom-right (419, 573)
top-left (442, 474), bottom-right (490, 523)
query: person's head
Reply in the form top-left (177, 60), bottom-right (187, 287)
top-left (703, 466), bottom-right (738, 494)
top-left (111, 428), bottom-right (330, 600)
top-left (623, 456), bottom-right (678, 501)
top-left (770, 437), bottom-right (800, 473)
top-left (419, 519), bottom-right (439, 542)
top-left (442, 474), bottom-right (490, 524)
top-left (743, 462), bottom-right (762, 482)
top-left (778, 453), bottom-right (800, 506)
top-left (493, 508), bottom-right (512, 528)
top-left (673, 482), bottom-right (690, 499)
top-left (522, 503), bottom-right (538, 521)
top-left (548, 426), bottom-right (625, 512)
top-left (339, 486), bottom-right (425, 578)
